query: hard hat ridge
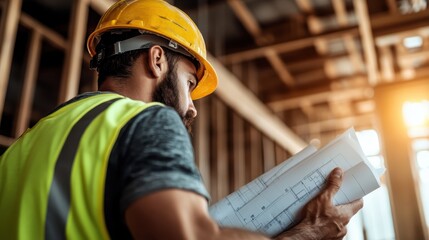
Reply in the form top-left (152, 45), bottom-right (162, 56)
top-left (87, 0), bottom-right (218, 100)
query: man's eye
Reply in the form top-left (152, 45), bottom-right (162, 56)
top-left (188, 80), bottom-right (196, 90)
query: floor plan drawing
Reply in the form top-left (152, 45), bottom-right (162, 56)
top-left (209, 128), bottom-right (384, 237)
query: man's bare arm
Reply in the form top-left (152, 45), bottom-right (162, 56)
top-left (125, 168), bottom-right (363, 240)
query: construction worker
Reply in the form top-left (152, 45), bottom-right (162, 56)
top-left (0, 0), bottom-right (362, 239)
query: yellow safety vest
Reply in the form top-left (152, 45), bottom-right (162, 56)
top-left (0, 93), bottom-right (162, 239)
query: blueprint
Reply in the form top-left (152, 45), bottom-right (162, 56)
top-left (209, 128), bottom-right (384, 237)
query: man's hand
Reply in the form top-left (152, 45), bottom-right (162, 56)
top-left (276, 168), bottom-right (364, 240)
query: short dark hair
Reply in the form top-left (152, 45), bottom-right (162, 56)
top-left (95, 30), bottom-right (182, 87)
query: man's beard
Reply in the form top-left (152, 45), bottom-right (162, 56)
top-left (152, 69), bottom-right (195, 133)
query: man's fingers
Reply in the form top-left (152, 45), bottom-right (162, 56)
top-left (348, 199), bottom-right (364, 214)
top-left (325, 168), bottom-right (343, 198)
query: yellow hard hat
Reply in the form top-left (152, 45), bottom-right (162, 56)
top-left (87, 0), bottom-right (217, 100)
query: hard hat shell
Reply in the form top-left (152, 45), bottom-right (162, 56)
top-left (87, 0), bottom-right (217, 100)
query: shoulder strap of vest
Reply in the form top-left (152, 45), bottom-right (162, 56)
top-left (45, 97), bottom-right (121, 240)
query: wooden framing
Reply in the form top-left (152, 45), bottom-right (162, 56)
top-left (227, 0), bottom-right (294, 87)
top-left (59, 0), bottom-right (89, 103)
top-left (264, 49), bottom-right (294, 87)
top-left (210, 54), bottom-right (307, 154)
top-left (232, 113), bottom-right (245, 190)
top-left (214, 98), bottom-right (229, 201)
top-left (262, 136), bottom-right (276, 172)
top-left (374, 79), bottom-right (427, 239)
top-left (268, 87), bottom-right (374, 112)
top-left (353, 0), bottom-right (378, 86)
top-left (220, 26), bottom-right (359, 64)
top-left (0, 0), bottom-right (22, 125)
top-left (14, 31), bottom-right (42, 137)
top-left (194, 98), bottom-right (211, 191)
top-left (20, 13), bottom-right (66, 49)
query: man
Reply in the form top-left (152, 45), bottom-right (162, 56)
top-left (0, 0), bottom-right (362, 239)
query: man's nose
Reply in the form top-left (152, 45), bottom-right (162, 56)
top-left (188, 100), bottom-right (198, 118)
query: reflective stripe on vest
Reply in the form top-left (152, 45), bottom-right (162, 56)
top-left (0, 93), bottom-right (163, 239)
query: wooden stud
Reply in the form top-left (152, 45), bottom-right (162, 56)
top-left (232, 113), bottom-right (246, 190)
top-left (194, 97), bottom-right (211, 192)
top-left (249, 128), bottom-right (263, 180)
top-left (58, 0), bottom-right (89, 103)
top-left (380, 46), bottom-right (395, 82)
top-left (354, 0), bottom-right (379, 86)
top-left (262, 136), bottom-right (276, 172)
top-left (14, 31), bottom-right (42, 137)
top-left (214, 98), bottom-right (229, 200)
top-left (0, 0), bottom-right (22, 124)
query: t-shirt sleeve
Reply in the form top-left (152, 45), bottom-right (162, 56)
top-left (119, 105), bottom-right (210, 214)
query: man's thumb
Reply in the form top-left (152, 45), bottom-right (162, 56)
top-left (326, 168), bottom-right (343, 197)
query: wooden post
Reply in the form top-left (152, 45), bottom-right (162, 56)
top-left (58, 0), bottom-right (89, 103)
top-left (374, 79), bottom-right (428, 239)
top-left (262, 136), bottom-right (276, 172)
top-left (212, 98), bottom-right (229, 201)
top-left (14, 31), bottom-right (42, 137)
top-left (0, 0), bottom-right (22, 125)
top-left (353, 0), bottom-right (378, 85)
top-left (232, 113), bottom-right (245, 190)
top-left (249, 128), bottom-right (262, 180)
top-left (194, 98), bottom-right (211, 192)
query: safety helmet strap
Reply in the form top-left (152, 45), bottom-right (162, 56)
top-left (90, 31), bottom-right (199, 70)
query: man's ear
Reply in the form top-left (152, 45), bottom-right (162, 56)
top-left (148, 45), bottom-right (167, 79)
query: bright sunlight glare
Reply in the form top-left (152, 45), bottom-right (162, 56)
top-left (402, 101), bottom-right (429, 128)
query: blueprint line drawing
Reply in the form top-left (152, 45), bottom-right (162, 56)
top-left (209, 128), bottom-right (384, 237)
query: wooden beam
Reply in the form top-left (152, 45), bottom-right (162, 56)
top-left (0, 135), bottom-right (15, 147)
top-left (386, 0), bottom-right (398, 13)
top-left (209, 54), bottom-right (307, 154)
top-left (264, 49), bottom-right (294, 87)
top-left (20, 13), bottom-right (67, 49)
top-left (227, 0), bottom-right (261, 39)
top-left (14, 31), bottom-right (42, 137)
top-left (371, 8), bottom-right (429, 30)
top-left (89, 0), bottom-right (115, 14)
top-left (295, 0), bottom-right (313, 13)
top-left (332, 0), bottom-right (349, 26)
top-left (227, 0), bottom-right (293, 86)
top-left (332, 0), bottom-right (364, 74)
top-left (220, 26), bottom-right (359, 64)
top-left (294, 114), bottom-right (375, 134)
top-left (353, 0), bottom-right (378, 86)
top-left (59, 0), bottom-right (89, 103)
top-left (268, 87), bottom-right (374, 112)
top-left (0, 0), bottom-right (22, 124)
top-left (221, 9), bottom-right (429, 65)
